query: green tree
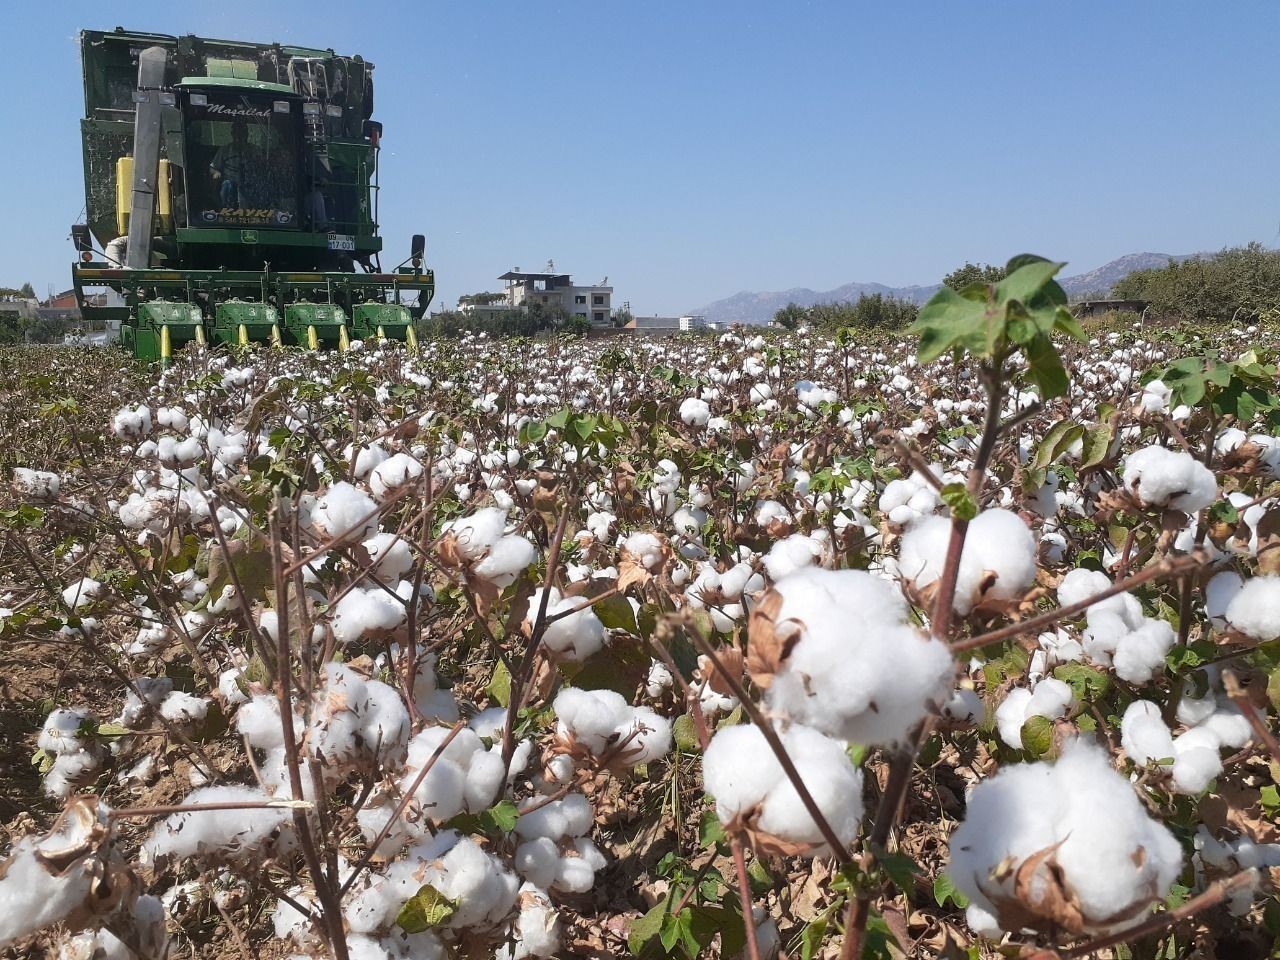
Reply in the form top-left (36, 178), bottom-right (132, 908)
top-left (1113, 244), bottom-right (1280, 323)
top-left (613, 306), bottom-right (634, 328)
top-left (942, 262), bottom-right (1007, 291)
top-left (18, 282), bottom-right (35, 300)
top-left (773, 302), bottom-right (807, 330)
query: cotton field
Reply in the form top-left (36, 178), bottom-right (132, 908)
top-left (3, 298), bottom-right (1280, 959)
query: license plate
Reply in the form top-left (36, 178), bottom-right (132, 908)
top-left (327, 234), bottom-right (355, 251)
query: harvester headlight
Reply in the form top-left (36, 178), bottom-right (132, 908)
top-left (189, 93), bottom-right (207, 106)
top-left (303, 102), bottom-right (321, 116)
top-left (325, 104), bottom-right (342, 118)
top-left (273, 100), bottom-right (291, 114)
top-left (158, 92), bottom-right (176, 106)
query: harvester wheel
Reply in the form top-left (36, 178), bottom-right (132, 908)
top-left (238, 324), bottom-right (249, 347)
top-left (307, 325), bottom-right (319, 350)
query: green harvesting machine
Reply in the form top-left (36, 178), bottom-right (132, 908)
top-left (70, 27), bottom-right (433, 361)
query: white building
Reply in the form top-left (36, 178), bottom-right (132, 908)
top-left (498, 270), bottom-right (614, 326)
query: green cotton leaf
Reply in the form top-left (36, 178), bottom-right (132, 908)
top-left (1020, 714), bottom-right (1054, 758)
top-left (672, 713), bottom-right (701, 753)
top-left (482, 800), bottom-right (519, 833)
top-left (699, 808), bottom-right (726, 848)
top-left (628, 901), bottom-right (668, 957)
top-left (940, 482), bottom-right (978, 521)
top-left (799, 916), bottom-right (830, 960)
top-left (659, 913), bottom-right (682, 953)
top-left (1081, 422), bottom-right (1113, 470)
top-left (544, 408), bottom-right (571, 430)
top-left (594, 592), bottom-right (639, 634)
top-left (395, 883), bottom-right (456, 933)
top-left (518, 420), bottom-right (548, 445)
top-left (0, 504), bottom-right (45, 530)
top-left (1033, 420), bottom-right (1085, 471)
top-left (910, 286), bottom-right (1003, 364)
top-left (486, 659), bottom-right (511, 707)
top-left (1052, 663), bottom-right (1111, 702)
top-left (877, 851), bottom-right (921, 894)
top-left (1023, 333), bottom-right (1070, 399)
top-left (995, 258), bottom-right (1065, 308)
top-left (96, 723), bottom-right (131, 738)
top-left (1054, 307), bottom-right (1088, 342)
top-left (747, 856), bottom-right (773, 893)
top-left (933, 872), bottom-right (970, 909)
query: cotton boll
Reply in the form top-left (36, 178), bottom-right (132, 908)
top-left (552, 687), bottom-right (630, 754)
top-left (61, 577), bottom-right (102, 610)
top-left (761, 568), bottom-right (953, 746)
top-left (497, 883), bottom-right (562, 960)
top-left (369, 453), bottom-right (425, 501)
top-left (11, 468), bottom-right (61, 501)
top-left (1120, 700), bottom-right (1175, 766)
top-left (761, 533), bottom-right (824, 580)
top-left (143, 784), bottom-right (294, 866)
top-left (237, 694), bottom-right (298, 750)
top-left (472, 535), bottom-right (537, 587)
top-left (331, 586), bottom-right (407, 644)
top-left (1171, 728), bottom-right (1223, 794)
top-left (1225, 576), bottom-right (1280, 641)
top-left (514, 837), bottom-right (560, 888)
top-left (899, 510), bottom-right (1036, 614)
top-left (1200, 708), bottom-right (1252, 749)
top-left (314, 481), bottom-right (379, 542)
top-left (948, 739), bottom-right (1181, 936)
top-left (679, 397), bottom-right (711, 427)
top-left (529, 588), bottom-right (604, 661)
top-left (1121, 445), bottom-right (1218, 513)
top-left (363, 532), bottom-right (415, 581)
top-left (1112, 619), bottom-right (1175, 685)
top-left (159, 691), bottom-right (209, 725)
top-left (428, 837), bottom-right (519, 930)
top-left (941, 687), bottom-right (983, 726)
top-left (702, 722), bottom-right (863, 857)
top-left (1205, 570), bottom-right (1243, 628)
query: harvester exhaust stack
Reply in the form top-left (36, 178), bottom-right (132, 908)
top-left (125, 46), bottom-right (167, 271)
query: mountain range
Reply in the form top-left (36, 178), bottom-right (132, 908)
top-left (693, 252), bottom-right (1197, 325)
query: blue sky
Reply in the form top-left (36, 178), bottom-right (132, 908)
top-left (3, 1), bottom-right (1278, 314)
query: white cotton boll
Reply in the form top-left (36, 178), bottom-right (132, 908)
top-left (444, 507), bottom-right (509, 561)
top-left (143, 785), bottom-right (294, 865)
top-left (1225, 576), bottom-right (1280, 641)
top-left (1200, 708), bottom-right (1253, 749)
top-left (463, 749), bottom-right (508, 813)
top-left (679, 397), bottom-right (711, 427)
top-left (1206, 570), bottom-right (1244, 627)
top-left (622, 532), bottom-right (666, 570)
top-left (45, 752), bottom-right (102, 799)
top-left (331, 586), bottom-right (407, 644)
top-left (160, 691), bottom-right (209, 725)
top-left (995, 688), bottom-right (1035, 749)
top-left (1176, 689), bottom-right (1218, 727)
top-left (498, 883), bottom-right (562, 959)
top-left (12, 468), bottom-right (61, 501)
top-left (552, 687), bottom-right (629, 754)
top-left (617, 706), bottom-right (673, 764)
top-left (349, 442), bottom-right (390, 478)
top-left (553, 841), bottom-right (600, 892)
top-left (472, 535), bottom-right (537, 587)
top-left (363, 532), bottom-right (415, 581)
top-left (762, 568), bottom-right (953, 746)
top-left (368, 453), bottom-right (425, 502)
top-left (314, 481), bottom-right (379, 542)
top-left (529, 587), bottom-right (604, 661)
top-left (703, 722), bottom-right (863, 856)
top-left (948, 739), bottom-right (1181, 936)
top-left (39, 708), bottom-right (89, 754)
top-left (514, 837), bottom-right (560, 888)
top-left (942, 687), bottom-right (983, 725)
top-left (1171, 728), bottom-right (1223, 794)
top-left (515, 793), bottom-right (589, 841)
top-left (1138, 379), bottom-right (1171, 413)
top-left (900, 510), bottom-right (1035, 614)
top-left (1120, 701), bottom-right (1175, 766)
top-left (646, 659), bottom-right (674, 697)
top-left (1121, 445), bottom-right (1217, 514)
top-left (429, 837), bottom-right (519, 930)
top-left (1112, 620), bottom-right (1175, 685)
top-left (61, 577), bottom-right (102, 610)
top-left (762, 533), bottom-right (824, 580)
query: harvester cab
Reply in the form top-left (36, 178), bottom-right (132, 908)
top-left (70, 28), bottom-right (433, 361)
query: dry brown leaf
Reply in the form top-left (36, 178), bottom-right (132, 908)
top-left (745, 589), bottom-right (802, 689)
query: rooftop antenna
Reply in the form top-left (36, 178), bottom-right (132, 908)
top-left (544, 258), bottom-right (555, 273)
top-left (598, 276), bottom-right (607, 286)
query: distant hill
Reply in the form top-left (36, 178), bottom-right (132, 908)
top-left (693, 252), bottom-right (1199, 325)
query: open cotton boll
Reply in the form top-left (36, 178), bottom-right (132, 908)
top-left (1225, 576), bottom-right (1280, 641)
top-left (369, 452), bottom-right (425, 501)
top-left (363, 532), bottom-right (415, 581)
top-left (948, 739), bottom-right (1181, 936)
top-left (941, 687), bottom-right (984, 726)
top-left (761, 568), bottom-right (954, 746)
top-left (1121, 445), bottom-right (1217, 513)
top-left (1120, 700), bottom-right (1175, 766)
top-left (237, 694), bottom-right (302, 751)
top-left (622, 532), bottom-right (666, 570)
top-left (1205, 570), bottom-right (1244, 627)
top-left (899, 510), bottom-right (1036, 615)
top-left (472, 535), bottom-right (537, 587)
top-left (159, 690), bottom-right (209, 725)
top-left (1171, 727), bottom-right (1224, 794)
top-left (61, 577), bottom-right (102, 610)
top-left (995, 678), bottom-right (1073, 750)
top-left (425, 837), bottom-right (520, 931)
top-left (702, 722), bottom-right (863, 857)
top-left (443, 507), bottom-right (510, 561)
top-left (0, 800), bottom-right (117, 950)
top-left (1111, 619), bottom-right (1176, 685)
top-left (39, 708), bottom-right (90, 754)
top-left (495, 883), bottom-right (562, 960)
top-left (761, 533), bottom-right (825, 580)
top-left (331, 586), bottom-right (407, 644)
top-left (143, 784), bottom-right (294, 866)
top-left (314, 481), bottom-right (379, 542)
top-left (347, 442), bottom-right (389, 478)
top-left (679, 397), bottom-right (711, 427)
top-left (11, 467), bottom-right (60, 501)
top-left (515, 793), bottom-right (593, 841)
top-left (528, 587), bottom-right (604, 661)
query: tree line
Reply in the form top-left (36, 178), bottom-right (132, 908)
top-left (1112, 243), bottom-right (1280, 324)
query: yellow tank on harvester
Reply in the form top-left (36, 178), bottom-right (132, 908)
top-left (70, 27), bottom-right (433, 361)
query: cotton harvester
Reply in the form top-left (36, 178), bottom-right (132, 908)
top-left (70, 27), bottom-right (433, 361)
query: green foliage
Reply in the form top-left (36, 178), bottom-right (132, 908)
top-left (772, 294), bottom-right (919, 332)
top-left (1145, 348), bottom-right (1280, 425)
top-left (942, 261), bottom-right (1007, 291)
top-left (911, 254), bottom-right (1086, 398)
top-left (395, 883), bottom-right (457, 932)
top-left (1113, 243), bottom-right (1280, 323)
